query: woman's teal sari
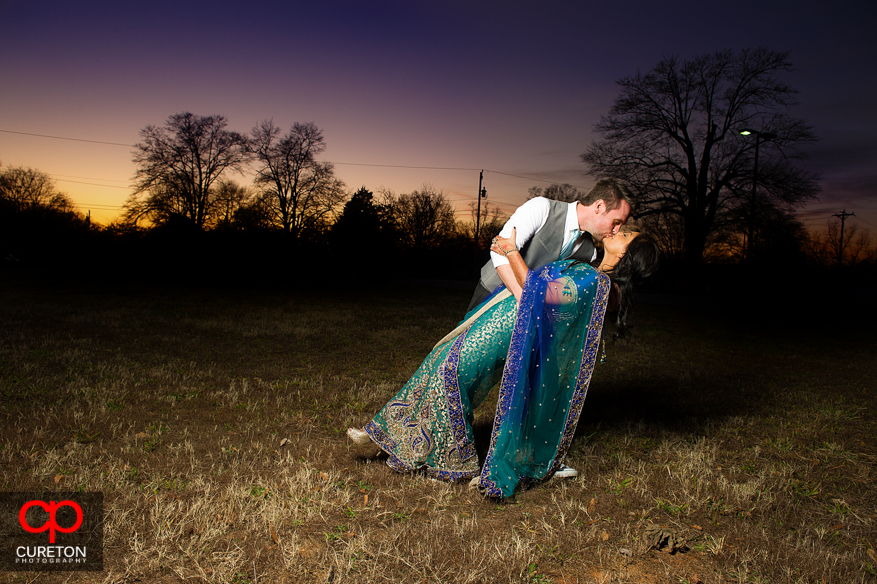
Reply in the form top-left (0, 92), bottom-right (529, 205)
top-left (365, 260), bottom-right (610, 497)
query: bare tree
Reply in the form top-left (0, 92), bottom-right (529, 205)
top-left (0, 164), bottom-right (87, 263)
top-left (802, 219), bottom-right (874, 267)
top-left (0, 165), bottom-right (74, 212)
top-left (250, 121), bottom-right (346, 237)
top-left (582, 48), bottom-right (820, 267)
top-left (231, 197), bottom-right (274, 232)
top-left (213, 180), bottom-right (251, 229)
top-left (801, 229), bottom-right (828, 265)
top-left (526, 183), bottom-right (584, 203)
top-left (827, 220), bottom-right (871, 266)
top-left (635, 212), bottom-right (686, 262)
top-left (384, 185), bottom-right (457, 249)
top-left (127, 112), bottom-right (249, 229)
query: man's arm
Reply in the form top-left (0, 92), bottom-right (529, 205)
top-left (491, 227), bottom-right (531, 301)
top-left (490, 198), bottom-right (550, 300)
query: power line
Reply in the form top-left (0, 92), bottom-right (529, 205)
top-left (327, 160), bottom-right (479, 172)
top-left (0, 128), bottom-right (481, 172)
top-left (55, 178), bottom-right (132, 190)
top-left (4, 127), bottom-right (597, 219)
top-left (486, 170), bottom-right (590, 190)
top-left (52, 173), bottom-right (131, 184)
top-left (1, 127), bottom-right (585, 188)
top-left (840, 212), bottom-right (877, 231)
top-left (25, 126), bottom-right (873, 230)
top-left (0, 129), bottom-right (134, 147)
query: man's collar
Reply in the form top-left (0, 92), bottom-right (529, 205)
top-left (566, 201), bottom-right (580, 232)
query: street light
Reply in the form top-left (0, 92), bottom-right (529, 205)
top-left (739, 128), bottom-right (777, 261)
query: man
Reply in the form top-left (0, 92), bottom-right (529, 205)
top-left (468, 178), bottom-right (634, 311)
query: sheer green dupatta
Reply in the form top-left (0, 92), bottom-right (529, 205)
top-left (476, 260), bottom-right (610, 498)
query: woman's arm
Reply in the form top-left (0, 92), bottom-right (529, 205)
top-left (491, 228), bottom-right (529, 296)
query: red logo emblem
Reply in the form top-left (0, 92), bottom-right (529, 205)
top-left (19, 500), bottom-right (84, 543)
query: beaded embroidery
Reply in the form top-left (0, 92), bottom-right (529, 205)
top-left (365, 260), bottom-right (607, 496)
top-left (366, 295), bottom-right (516, 481)
top-left (478, 261), bottom-right (609, 497)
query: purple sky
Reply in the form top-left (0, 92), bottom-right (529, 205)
top-left (1, 0), bottom-right (875, 233)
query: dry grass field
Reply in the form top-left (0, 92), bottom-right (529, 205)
top-left (1, 273), bottom-right (875, 583)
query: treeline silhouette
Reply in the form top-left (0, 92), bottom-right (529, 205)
top-left (0, 176), bottom-right (496, 286)
top-left (2, 160), bottom-right (875, 315)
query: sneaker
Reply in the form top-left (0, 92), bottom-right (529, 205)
top-left (554, 464), bottom-right (579, 479)
top-left (346, 427), bottom-right (372, 446)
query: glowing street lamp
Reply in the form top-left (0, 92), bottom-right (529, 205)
top-left (739, 129), bottom-right (777, 260)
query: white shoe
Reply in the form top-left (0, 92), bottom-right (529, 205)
top-left (554, 464), bottom-right (579, 479)
top-left (469, 476), bottom-right (481, 488)
top-left (347, 427), bottom-right (372, 446)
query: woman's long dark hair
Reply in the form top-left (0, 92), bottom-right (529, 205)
top-left (603, 233), bottom-right (660, 336)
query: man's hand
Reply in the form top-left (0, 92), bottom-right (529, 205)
top-left (490, 229), bottom-right (518, 256)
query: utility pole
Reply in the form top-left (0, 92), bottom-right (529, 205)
top-left (739, 129), bottom-right (776, 261)
top-left (832, 209), bottom-right (855, 265)
top-left (474, 170), bottom-right (485, 247)
top-left (473, 170), bottom-right (488, 279)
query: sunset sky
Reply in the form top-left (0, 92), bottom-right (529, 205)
top-left (1, 0), bottom-right (875, 233)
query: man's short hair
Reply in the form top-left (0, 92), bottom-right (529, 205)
top-left (580, 179), bottom-right (634, 211)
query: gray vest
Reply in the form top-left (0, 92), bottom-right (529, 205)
top-left (479, 199), bottom-right (595, 294)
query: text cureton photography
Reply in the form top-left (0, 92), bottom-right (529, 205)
top-left (0, 492), bottom-right (103, 572)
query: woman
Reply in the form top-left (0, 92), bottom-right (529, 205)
top-left (348, 228), bottom-right (659, 498)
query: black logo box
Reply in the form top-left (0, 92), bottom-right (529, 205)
top-left (0, 492), bottom-right (103, 572)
